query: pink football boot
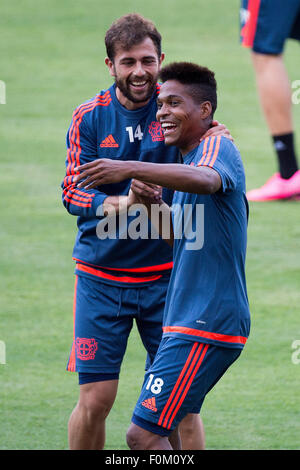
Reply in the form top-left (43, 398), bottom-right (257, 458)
top-left (247, 170), bottom-right (300, 201)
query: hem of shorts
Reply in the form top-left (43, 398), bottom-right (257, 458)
top-left (67, 365), bottom-right (121, 374)
top-left (251, 44), bottom-right (284, 55)
top-left (78, 372), bottom-right (119, 385)
top-left (132, 413), bottom-right (171, 437)
top-left (162, 332), bottom-right (246, 349)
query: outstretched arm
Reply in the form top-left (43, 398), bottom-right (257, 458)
top-left (74, 159), bottom-right (221, 194)
top-left (73, 122), bottom-right (230, 193)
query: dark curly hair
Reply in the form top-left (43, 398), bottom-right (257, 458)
top-left (159, 62), bottom-right (217, 116)
top-left (105, 13), bottom-right (162, 61)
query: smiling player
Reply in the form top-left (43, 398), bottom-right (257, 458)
top-left (126, 63), bottom-right (251, 449)
top-left (74, 62), bottom-right (251, 449)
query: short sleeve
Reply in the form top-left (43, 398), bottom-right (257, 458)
top-left (196, 136), bottom-right (241, 193)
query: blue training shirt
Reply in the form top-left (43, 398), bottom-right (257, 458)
top-left (62, 84), bottom-right (179, 286)
top-left (162, 136), bottom-right (251, 349)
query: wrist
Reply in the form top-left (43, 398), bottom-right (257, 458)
top-left (102, 195), bottom-right (128, 216)
top-left (116, 196), bottom-right (130, 215)
top-left (125, 161), bottom-right (138, 180)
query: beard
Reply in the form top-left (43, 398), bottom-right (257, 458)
top-left (114, 71), bottom-right (158, 104)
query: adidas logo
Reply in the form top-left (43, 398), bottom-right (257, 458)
top-left (100, 134), bottom-right (119, 148)
top-left (274, 140), bottom-right (286, 151)
top-left (141, 397), bottom-right (157, 412)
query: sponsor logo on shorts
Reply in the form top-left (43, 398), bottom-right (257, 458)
top-left (141, 397), bottom-right (157, 412)
top-left (75, 337), bottom-right (98, 361)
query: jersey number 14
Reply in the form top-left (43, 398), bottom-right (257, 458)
top-left (126, 125), bottom-right (143, 143)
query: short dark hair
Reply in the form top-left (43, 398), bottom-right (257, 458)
top-left (159, 62), bottom-right (217, 116)
top-left (105, 13), bottom-right (162, 61)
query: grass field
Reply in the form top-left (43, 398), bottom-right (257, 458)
top-left (1, 0), bottom-right (300, 450)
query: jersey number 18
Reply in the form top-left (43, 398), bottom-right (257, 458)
top-left (145, 374), bottom-right (164, 395)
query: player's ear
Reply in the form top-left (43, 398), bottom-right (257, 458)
top-left (200, 101), bottom-right (212, 120)
top-left (159, 52), bottom-right (165, 67)
top-left (105, 57), bottom-right (115, 77)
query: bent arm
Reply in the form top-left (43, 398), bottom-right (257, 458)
top-left (62, 109), bottom-right (131, 218)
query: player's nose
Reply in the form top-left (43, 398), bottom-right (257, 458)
top-left (133, 61), bottom-right (146, 77)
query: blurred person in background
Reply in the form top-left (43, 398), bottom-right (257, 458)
top-left (240, 0), bottom-right (300, 201)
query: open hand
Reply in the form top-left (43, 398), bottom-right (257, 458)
top-left (74, 158), bottom-right (130, 189)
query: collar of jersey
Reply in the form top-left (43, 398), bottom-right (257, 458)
top-left (181, 146), bottom-right (199, 165)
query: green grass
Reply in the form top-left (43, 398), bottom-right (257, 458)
top-left (1, 0), bottom-right (300, 450)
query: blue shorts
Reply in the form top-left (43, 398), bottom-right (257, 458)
top-left (66, 274), bottom-right (169, 376)
top-left (240, 0), bottom-right (300, 54)
top-left (132, 337), bottom-right (241, 436)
